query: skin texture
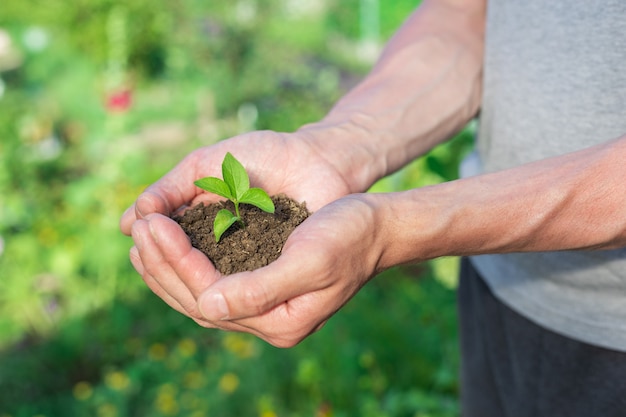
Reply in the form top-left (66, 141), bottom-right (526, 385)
top-left (120, 0), bottom-right (626, 347)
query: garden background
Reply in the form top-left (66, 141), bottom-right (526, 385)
top-left (0, 1), bottom-right (475, 416)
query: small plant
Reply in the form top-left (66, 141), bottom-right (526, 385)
top-left (194, 152), bottom-right (275, 242)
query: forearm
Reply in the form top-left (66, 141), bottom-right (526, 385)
top-left (299, 0), bottom-right (485, 193)
top-left (374, 136), bottom-right (626, 270)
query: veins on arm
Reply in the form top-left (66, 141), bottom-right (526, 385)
top-left (377, 136), bottom-right (626, 269)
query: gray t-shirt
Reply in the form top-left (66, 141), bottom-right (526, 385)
top-left (469, 0), bottom-right (626, 351)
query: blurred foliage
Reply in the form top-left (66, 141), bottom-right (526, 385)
top-left (0, 268), bottom-right (459, 417)
top-left (0, 0), bottom-right (474, 415)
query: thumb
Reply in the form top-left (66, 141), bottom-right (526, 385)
top-left (197, 271), bottom-right (271, 321)
top-left (120, 187), bottom-right (184, 235)
top-left (197, 245), bottom-right (329, 321)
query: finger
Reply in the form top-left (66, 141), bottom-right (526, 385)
top-left (128, 245), bottom-right (144, 275)
top-left (229, 292), bottom-right (336, 348)
top-left (121, 149), bottom-right (226, 235)
top-left (204, 277), bottom-right (343, 347)
top-left (132, 244), bottom-right (239, 331)
top-left (135, 151), bottom-right (212, 218)
top-left (120, 204), bottom-right (138, 235)
top-left (131, 216), bottom-right (266, 334)
top-left (135, 188), bottom-right (179, 219)
top-left (131, 218), bottom-right (201, 316)
top-left (129, 245), bottom-right (189, 317)
top-left (146, 213), bottom-right (222, 299)
top-left (119, 187), bottom-right (184, 236)
top-left (196, 232), bottom-right (336, 322)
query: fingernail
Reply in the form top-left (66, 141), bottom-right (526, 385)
top-left (131, 222), bottom-right (144, 250)
top-left (136, 197), bottom-right (147, 219)
top-left (136, 193), bottom-right (155, 218)
top-left (129, 247), bottom-right (145, 275)
top-left (199, 292), bottom-right (230, 320)
top-left (121, 205), bottom-right (133, 220)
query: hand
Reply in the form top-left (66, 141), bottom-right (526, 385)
top-left (120, 128), bottom-right (381, 346)
top-left (128, 192), bottom-right (387, 347)
top-left (120, 129), bottom-right (353, 234)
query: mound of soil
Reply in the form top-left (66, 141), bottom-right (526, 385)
top-left (174, 194), bottom-right (309, 275)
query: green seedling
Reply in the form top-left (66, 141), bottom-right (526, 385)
top-left (194, 152), bottom-right (275, 242)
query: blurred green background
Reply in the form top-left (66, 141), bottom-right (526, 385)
top-left (0, 1), bottom-right (474, 416)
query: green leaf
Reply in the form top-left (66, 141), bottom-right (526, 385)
top-left (222, 152), bottom-right (249, 200)
top-left (214, 209), bottom-right (239, 242)
top-left (240, 188), bottom-right (275, 213)
top-left (194, 177), bottom-right (233, 200)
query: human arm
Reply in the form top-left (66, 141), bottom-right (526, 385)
top-left (190, 134), bottom-right (626, 347)
top-left (121, 0), bottom-right (487, 346)
top-left (299, 0), bottom-right (485, 193)
top-left (120, 0), bottom-right (485, 230)
top-left (372, 135), bottom-right (626, 269)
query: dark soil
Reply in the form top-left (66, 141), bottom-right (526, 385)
top-left (174, 194), bottom-right (309, 275)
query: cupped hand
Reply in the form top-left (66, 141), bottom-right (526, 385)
top-left (130, 192), bottom-right (388, 347)
top-left (120, 129), bottom-right (352, 234)
top-left (120, 129), bottom-right (383, 346)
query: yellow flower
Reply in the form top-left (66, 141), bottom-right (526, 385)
top-left (358, 350), bottom-right (376, 369)
top-left (148, 343), bottom-right (168, 361)
top-left (177, 338), bottom-right (197, 357)
top-left (73, 381), bottom-right (93, 401)
top-left (184, 371), bottom-right (205, 390)
top-left (260, 411), bottom-right (278, 417)
top-left (222, 333), bottom-right (257, 358)
top-left (156, 384), bottom-right (179, 416)
top-left (158, 383), bottom-right (177, 396)
top-left (105, 370), bottom-right (130, 391)
top-left (97, 403), bottom-right (118, 417)
top-left (218, 372), bottom-right (240, 394)
top-left (37, 225), bottom-right (58, 246)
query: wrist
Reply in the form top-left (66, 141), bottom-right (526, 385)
top-left (373, 186), bottom-right (455, 270)
top-left (296, 120), bottom-right (388, 193)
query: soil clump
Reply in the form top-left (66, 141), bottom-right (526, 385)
top-left (174, 194), bottom-right (309, 275)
